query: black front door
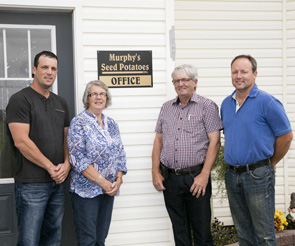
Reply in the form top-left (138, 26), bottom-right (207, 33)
top-left (0, 9), bottom-right (76, 245)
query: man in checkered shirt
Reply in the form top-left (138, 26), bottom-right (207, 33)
top-left (152, 64), bottom-right (223, 246)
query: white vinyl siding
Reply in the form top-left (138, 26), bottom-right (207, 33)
top-left (175, 0), bottom-right (294, 225)
top-left (287, 0), bottom-right (295, 200)
top-left (79, 1), bottom-right (174, 245)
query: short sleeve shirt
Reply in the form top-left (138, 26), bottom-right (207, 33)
top-left (221, 84), bottom-right (292, 165)
top-left (6, 86), bottom-right (70, 182)
top-left (155, 93), bottom-right (223, 169)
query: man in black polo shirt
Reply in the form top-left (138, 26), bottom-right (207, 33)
top-left (6, 51), bottom-right (70, 246)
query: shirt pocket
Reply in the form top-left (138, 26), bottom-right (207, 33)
top-left (55, 108), bottom-right (65, 126)
top-left (183, 115), bottom-right (203, 134)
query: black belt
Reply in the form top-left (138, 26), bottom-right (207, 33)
top-left (228, 159), bottom-right (270, 173)
top-left (161, 163), bottom-right (204, 175)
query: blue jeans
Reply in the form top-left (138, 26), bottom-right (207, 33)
top-left (71, 193), bottom-right (114, 246)
top-left (163, 170), bottom-right (213, 246)
top-left (15, 181), bottom-right (66, 246)
top-left (225, 164), bottom-right (276, 246)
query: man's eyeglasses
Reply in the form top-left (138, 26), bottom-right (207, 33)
top-left (88, 92), bottom-right (107, 98)
top-left (172, 78), bottom-right (192, 84)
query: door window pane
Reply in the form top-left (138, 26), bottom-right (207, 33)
top-left (6, 29), bottom-right (29, 78)
top-left (31, 30), bottom-right (51, 68)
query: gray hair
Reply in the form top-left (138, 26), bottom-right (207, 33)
top-left (82, 80), bottom-right (112, 109)
top-left (171, 64), bottom-right (198, 81)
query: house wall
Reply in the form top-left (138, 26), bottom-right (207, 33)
top-left (175, 0), bottom-right (295, 225)
top-left (287, 0), bottom-right (295, 204)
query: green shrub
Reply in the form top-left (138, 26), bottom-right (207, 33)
top-left (211, 218), bottom-right (238, 246)
top-left (212, 144), bottom-right (227, 199)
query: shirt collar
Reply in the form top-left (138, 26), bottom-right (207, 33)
top-left (85, 109), bottom-right (105, 120)
top-left (173, 93), bottom-right (198, 105)
top-left (230, 83), bottom-right (259, 100)
top-left (29, 86), bottom-right (52, 100)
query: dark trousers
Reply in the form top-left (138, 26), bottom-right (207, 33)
top-left (163, 170), bottom-right (213, 246)
top-left (71, 193), bottom-right (114, 246)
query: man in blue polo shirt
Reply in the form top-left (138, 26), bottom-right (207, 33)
top-left (221, 54), bottom-right (293, 245)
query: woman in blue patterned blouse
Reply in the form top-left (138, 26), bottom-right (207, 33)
top-left (67, 80), bottom-right (127, 246)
